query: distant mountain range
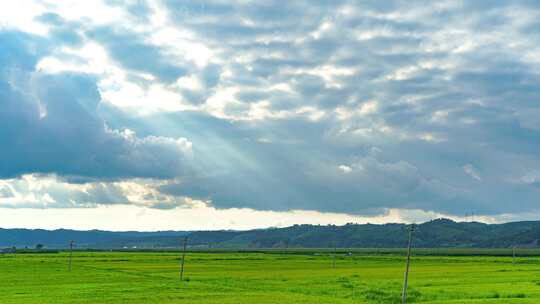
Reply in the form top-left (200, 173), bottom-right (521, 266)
top-left (2, 218), bottom-right (540, 249)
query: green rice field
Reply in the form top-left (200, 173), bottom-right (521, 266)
top-left (2, 250), bottom-right (540, 303)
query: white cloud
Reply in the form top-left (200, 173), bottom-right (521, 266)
top-left (338, 165), bottom-right (352, 173)
top-left (463, 164), bottom-right (482, 181)
top-left (0, 204), bottom-right (505, 231)
top-left (0, 1), bottom-right (48, 35)
top-left (0, 174), bottom-right (191, 209)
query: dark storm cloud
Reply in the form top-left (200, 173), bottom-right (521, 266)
top-left (0, 31), bottom-right (191, 181)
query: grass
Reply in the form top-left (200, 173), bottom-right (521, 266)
top-left (1, 250), bottom-right (540, 303)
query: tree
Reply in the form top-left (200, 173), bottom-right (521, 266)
top-left (35, 244), bottom-right (44, 250)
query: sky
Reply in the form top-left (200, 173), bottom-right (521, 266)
top-left (1, 0), bottom-right (540, 231)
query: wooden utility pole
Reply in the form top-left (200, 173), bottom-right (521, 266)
top-left (68, 240), bottom-right (74, 271)
top-left (180, 236), bottom-right (188, 281)
top-left (402, 224), bottom-right (415, 304)
top-left (332, 244), bottom-right (337, 268)
top-left (512, 246), bottom-right (516, 265)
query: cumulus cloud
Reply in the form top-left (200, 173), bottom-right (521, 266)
top-left (0, 30), bottom-right (192, 181)
top-left (1, 0), bottom-right (540, 220)
top-left (0, 174), bottom-right (189, 209)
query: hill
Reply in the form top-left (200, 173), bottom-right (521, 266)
top-left (2, 219), bottom-right (540, 249)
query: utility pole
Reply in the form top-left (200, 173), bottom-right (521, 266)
top-left (332, 244), bottom-right (337, 269)
top-left (402, 224), bottom-right (415, 304)
top-left (512, 246), bottom-right (516, 265)
top-left (180, 236), bottom-right (188, 281)
top-left (68, 240), bottom-right (74, 271)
